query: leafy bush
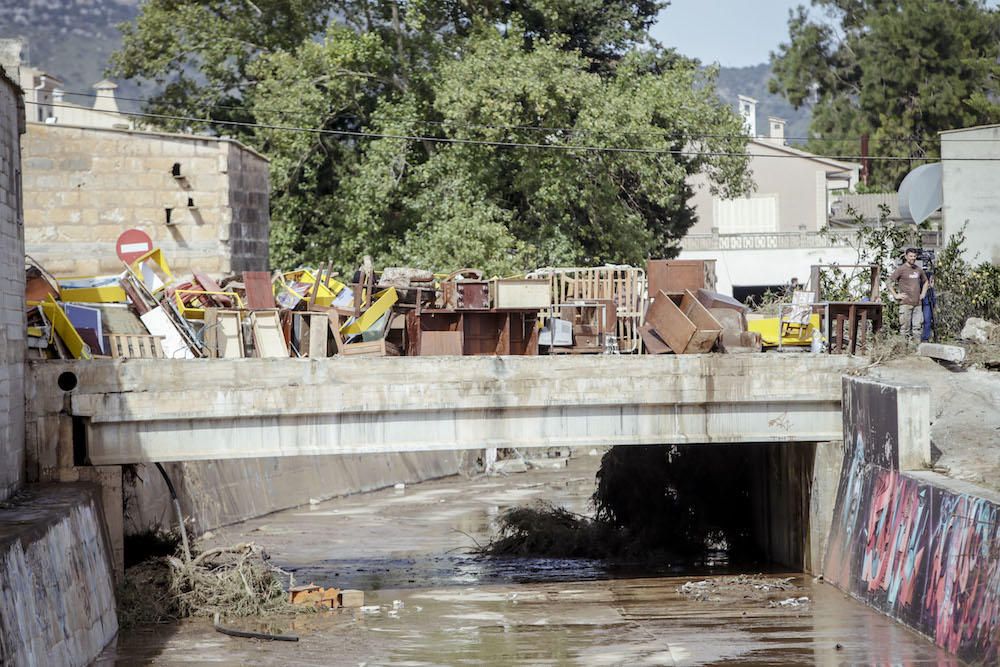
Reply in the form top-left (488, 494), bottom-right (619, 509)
top-left (933, 228), bottom-right (1000, 340)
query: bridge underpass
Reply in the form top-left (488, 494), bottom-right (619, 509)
top-left (25, 354), bottom-right (866, 576)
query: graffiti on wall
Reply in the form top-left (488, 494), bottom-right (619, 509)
top-left (826, 378), bottom-right (1000, 664)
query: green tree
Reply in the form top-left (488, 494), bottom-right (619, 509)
top-left (770, 0), bottom-right (1000, 188)
top-left (111, 2), bottom-right (750, 274)
top-left (254, 26), bottom-right (750, 273)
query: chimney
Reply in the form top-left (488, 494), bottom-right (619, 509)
top-left (738, 95), bottom-right (757, 137)
top-left (767, 117), bottom-right (786, 145)
top-left (92, 79), bottom-right (120, 114)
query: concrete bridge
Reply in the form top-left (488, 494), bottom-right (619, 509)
top-left (28, 354), bottom-right (864, 466)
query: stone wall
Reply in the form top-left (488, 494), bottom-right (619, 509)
top-left (0, 484), bottom-right (119, 667)
top-left (0, 66), bottom-right (25, 502)
top-left (22, 123), bottom-right (270, 277)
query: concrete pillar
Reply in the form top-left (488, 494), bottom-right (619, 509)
top-left (807, 440), bottom-right (843, 575)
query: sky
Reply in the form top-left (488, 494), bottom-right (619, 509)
top-left (649, 0), bottom-right (804, 67)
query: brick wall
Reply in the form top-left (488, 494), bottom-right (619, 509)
top-left (0, 68), bottom-right (25, 502)
top-left (22, 123), bottom-right (270, 277)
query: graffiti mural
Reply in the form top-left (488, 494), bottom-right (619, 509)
top-left (826, 378), bottom-right (1000, 664)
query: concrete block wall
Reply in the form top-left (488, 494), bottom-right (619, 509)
top-left (225, 142), bottom-right (269, 271)
top-left (0, 484), bottom-right (119, 667)
top-left (22, 123), bottom-right (270, 277)
top-left (0, 67), bottom-right (25, 502)
top-left (825, 375), bottom-right (999, 664)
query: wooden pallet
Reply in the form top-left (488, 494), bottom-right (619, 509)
top-left (107, 334), bottom-right (166, 359)
top-left (529, 266), bottom-right (646, 353)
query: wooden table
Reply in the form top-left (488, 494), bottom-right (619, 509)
top-left (814, 302), bottom-right (884, 355)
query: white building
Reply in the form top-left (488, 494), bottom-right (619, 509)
top-left (940, 124), bottom-right (1000, 265)
top-left (680, 96), bottom-right (862, 299)
top-left (0, 38), bottom-right (135, 130)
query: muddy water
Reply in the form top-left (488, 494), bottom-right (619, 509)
top-left (99, 455), bottom-right (959, 666)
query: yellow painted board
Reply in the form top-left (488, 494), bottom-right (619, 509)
top-left (60, 285), bottom-right (127, 303)
top-left (31, 296), bottom-right (93, 359)
top-left (748, 314), bottom-right (820, 347)
top-left (341, 287), bottom-right (398, 335)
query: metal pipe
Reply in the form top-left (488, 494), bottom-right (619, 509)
top-left (154, 462), bottom-right (191, 564)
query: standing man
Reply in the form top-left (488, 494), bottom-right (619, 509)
top-left (888, 248), bottom-right (929, 339)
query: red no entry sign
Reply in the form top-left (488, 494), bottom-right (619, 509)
top-left (116, 229), bottom-right (153, 264)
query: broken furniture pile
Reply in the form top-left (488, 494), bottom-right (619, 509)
top-left (23, 251), bottom-right (549, 359)
top-left (23, 250), bottom-right (882, 360)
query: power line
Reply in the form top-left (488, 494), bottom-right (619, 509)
top-left (26, 98), bottom-right (999, 163)
top-left (47, 85), bottom-right (982, 146)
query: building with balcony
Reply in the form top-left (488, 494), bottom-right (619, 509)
top-left (679, 96), bottom-right (863, 299)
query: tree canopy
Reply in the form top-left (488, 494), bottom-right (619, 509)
top-left (769, 0), bottom-right (1000, 189)
top-left (111, 1), bottom-right (751, 274)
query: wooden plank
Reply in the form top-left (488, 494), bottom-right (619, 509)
top-left (192, 271), bottom-right (231, 307)
top-left (204, 308), bottom-right (219, 357)
top-left (639, 323), bottom-right (672, 354)
top-left (243, 271), bottom-right (276, 309)
top-left (308, 313), bottom-right (329, 358)
top-left (216, 310), bottom-right (244, 359)
top-left (680, 290), bottom-right (722, 353)
top-left (107, 334), bottom-right (165, 359)
top-left (848, 304), bottom-right (858, 355)
top-left (496, 313), bottom-right (511, 355)
top-left (644, 290), bottom-right (695, 354)
top-left (419, 330), bottom-right (463, 356)
top-left (327, 312), bottom-right (346, 354)
top-left (252, 311), bottom-right (288, 358)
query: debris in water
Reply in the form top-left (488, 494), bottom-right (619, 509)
top-left (677, 575), bottom-right (800, 605)
top-left (117, 542), bottom-right (299, 629)
top-left (360, 605), bottom-right (381, 614)
top-left (769, 596), bottom-right (810, 608)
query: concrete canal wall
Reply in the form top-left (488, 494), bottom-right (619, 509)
top-left (825, 376), bottom-right (999, 664)
top-left (0, 484), bottom-right (118, 667)
top-left (124, 451), bottom-right (464, 537)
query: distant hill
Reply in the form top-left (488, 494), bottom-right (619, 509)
top-left (0, 0), bottom-right (142, 111)
top-left (2, 3), bottom-right (812, 136)
top-left (714, 63), bottom-right (812, 145)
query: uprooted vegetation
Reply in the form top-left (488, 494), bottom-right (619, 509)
top-left (117, 541), bottom-right (299, 629)
top-left (477, 445), bottom-right (759, 563)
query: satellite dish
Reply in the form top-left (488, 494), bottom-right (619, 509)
top-left (898, 163), bottom-right (943, 224)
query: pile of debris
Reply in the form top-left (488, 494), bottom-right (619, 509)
top-left (23, 250), bottom-right (834, 360)
top-left (677, 574), bottom-right (801, 605)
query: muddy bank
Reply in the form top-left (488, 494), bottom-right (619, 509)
top-left (99, 455), bottom-right (955, 665)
